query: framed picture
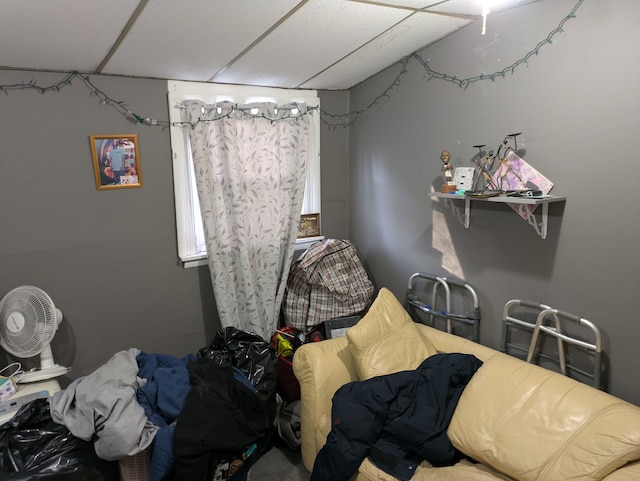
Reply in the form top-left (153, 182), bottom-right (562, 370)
top-left (453, 167), bottom-right (476, 191)
top-left (298, 213), bottom-right (321, 238)
top-left (90, 134), bottom-right (142, 190)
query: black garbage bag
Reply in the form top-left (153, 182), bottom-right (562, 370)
top-left (0, 398), bottom-right (119, 481)
top-left (197, 327), bottom-right (278, 423)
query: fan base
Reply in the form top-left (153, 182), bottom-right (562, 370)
top-left (17, 365), bottom-right (71, 384)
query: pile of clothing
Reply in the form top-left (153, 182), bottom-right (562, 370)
top-left (1, 327), bottom-right (278, 481)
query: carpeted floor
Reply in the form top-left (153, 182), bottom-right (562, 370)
top-left (248, 443), bottom-right (311, 481)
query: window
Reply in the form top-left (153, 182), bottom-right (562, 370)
top-left (167, 80), bottom-right (321, 267)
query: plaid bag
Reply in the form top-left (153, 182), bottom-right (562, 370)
top-left (283, 239), bottom-right (374, 332)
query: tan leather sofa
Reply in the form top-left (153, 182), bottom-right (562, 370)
top-left (293, 287), bottom-right (640, 481)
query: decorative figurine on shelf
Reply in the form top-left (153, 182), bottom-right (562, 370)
top-left (471, 144), bottom-right (499, 192)
top-left (440, 150), bottom-right (457, 193)
top-left (493, 132), bottom-right (522, 191)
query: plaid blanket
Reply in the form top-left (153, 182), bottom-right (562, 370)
top-left (283, 239), bottom-right (374, 332)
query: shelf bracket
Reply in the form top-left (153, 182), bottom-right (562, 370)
top-left (527, 202), bottom-right (549, 239)
top-left (444, 197), bottom-right (469, 228)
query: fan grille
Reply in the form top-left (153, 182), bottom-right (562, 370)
top-left (0, 286), bottom-right (58, 357)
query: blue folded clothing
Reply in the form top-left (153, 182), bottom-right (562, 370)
top-left (136, 352), bottom-right (195, 481)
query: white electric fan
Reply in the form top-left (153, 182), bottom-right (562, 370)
top-left (0, 286), bottom-right (71, 383)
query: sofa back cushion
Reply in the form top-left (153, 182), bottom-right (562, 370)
top-left (448, 355), bottom-right (640, 481)
top-left (413, 323), bottom-right (502, 362)
top-left (346, 287), bottom-right (437, 380)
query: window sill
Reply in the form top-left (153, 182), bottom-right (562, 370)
top-left (295, 235), bottom-right (324, 252)
top-left (181, 254), bottom-right (208, 268)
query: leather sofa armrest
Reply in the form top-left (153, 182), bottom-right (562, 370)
top-left (293, 336), bottom-right (358, 472)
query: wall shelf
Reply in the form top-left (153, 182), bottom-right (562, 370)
top-left (430, 192), bottom-right (566, 239)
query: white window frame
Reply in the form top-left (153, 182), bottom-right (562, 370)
top-left (167, 80), bottom-right (321, 268)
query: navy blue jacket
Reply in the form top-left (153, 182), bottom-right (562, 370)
top-left (311, 353), bottom-right (483, 481)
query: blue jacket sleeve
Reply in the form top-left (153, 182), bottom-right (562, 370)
top-left (310, 376), bottom-right (400, 481)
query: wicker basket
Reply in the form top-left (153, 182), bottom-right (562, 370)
top-left (118, 447), bottom-right (151, 481)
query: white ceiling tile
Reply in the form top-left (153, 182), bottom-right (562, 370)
top-left (350, 0), bottom-right (541, 16)
top-left (0, 0), bottom-right (138, 72)
top-left (300, 13), bottom-right (469, 89)
top-left (349, 0), bottom-right (457, 9)
top-left (366, 0), bottom-right (444, 6)
top-left (423, 0), bottom-right (541, 16)
top-left (213, 0), bottom-right (412, 88)
top-left (102, 0), bottom-right (301, 81)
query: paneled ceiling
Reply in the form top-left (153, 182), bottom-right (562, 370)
top-left (1, 0), bottom-right (542, 90)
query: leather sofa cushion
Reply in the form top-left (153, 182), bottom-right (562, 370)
top-left (347, 287), bottom-right (437, 380)
top-left (448, 354), bottom-right (640, 481)
top-left (355, 456), bottom-right (513, 481)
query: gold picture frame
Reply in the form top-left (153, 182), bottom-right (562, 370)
top-left (298, 213), bottom-right (321, 238)
top-left (90, 134), bottom-right (142, 190)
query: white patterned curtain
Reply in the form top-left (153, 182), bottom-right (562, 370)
top-left (183, 100), bottom-right (311, 340)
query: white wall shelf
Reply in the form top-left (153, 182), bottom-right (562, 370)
top-left (431, 193), bottom-right (566, 239)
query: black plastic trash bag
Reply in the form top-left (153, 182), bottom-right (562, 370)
top-left (197, 327), bottom-right (278, 423)
top-left (0, 398), bottom-right (119, 481)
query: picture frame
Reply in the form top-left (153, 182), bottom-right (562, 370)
top-left (452, 167), bottom-right (476, 191)
top-left (90, 134), bottom-right (142, 190)
top-left (298, 213), bottom-right (321, 238)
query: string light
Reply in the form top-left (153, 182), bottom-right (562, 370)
top-left (0, 0), bottom-right (582, 129)
top-left (321, 0), bottom-right (582, 126)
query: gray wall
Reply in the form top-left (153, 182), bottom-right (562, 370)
top-left (0, 72), bottom-right (350, 381)
top-left (318, 90), bottom-right (351, 240)
top-left (348, 0), bottom-right (640, 404)
top-left (0, 72), bottom-right (215, 379)
top-left (2, 0), bottom-right (638, 407)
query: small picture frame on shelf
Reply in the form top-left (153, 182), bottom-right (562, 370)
top-left (90, 134), bottom-right (142, 190)
top-left (453, 167), bottom-right (475, 191)
top-left (298, 213), bottom-right (321, 238)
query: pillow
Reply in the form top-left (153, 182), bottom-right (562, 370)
top-left (346, 287), bottom-right (437, 380)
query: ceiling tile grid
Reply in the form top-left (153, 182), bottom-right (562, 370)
top-left (0, 0), bottom-right (545, 89)
top-left (102, 0), bottom-right (302, 81)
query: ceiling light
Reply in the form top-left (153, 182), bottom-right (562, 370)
top-left (482, 5), bottom-right (489, 35)
top-left (479, 1), bottom-right (492, 35)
